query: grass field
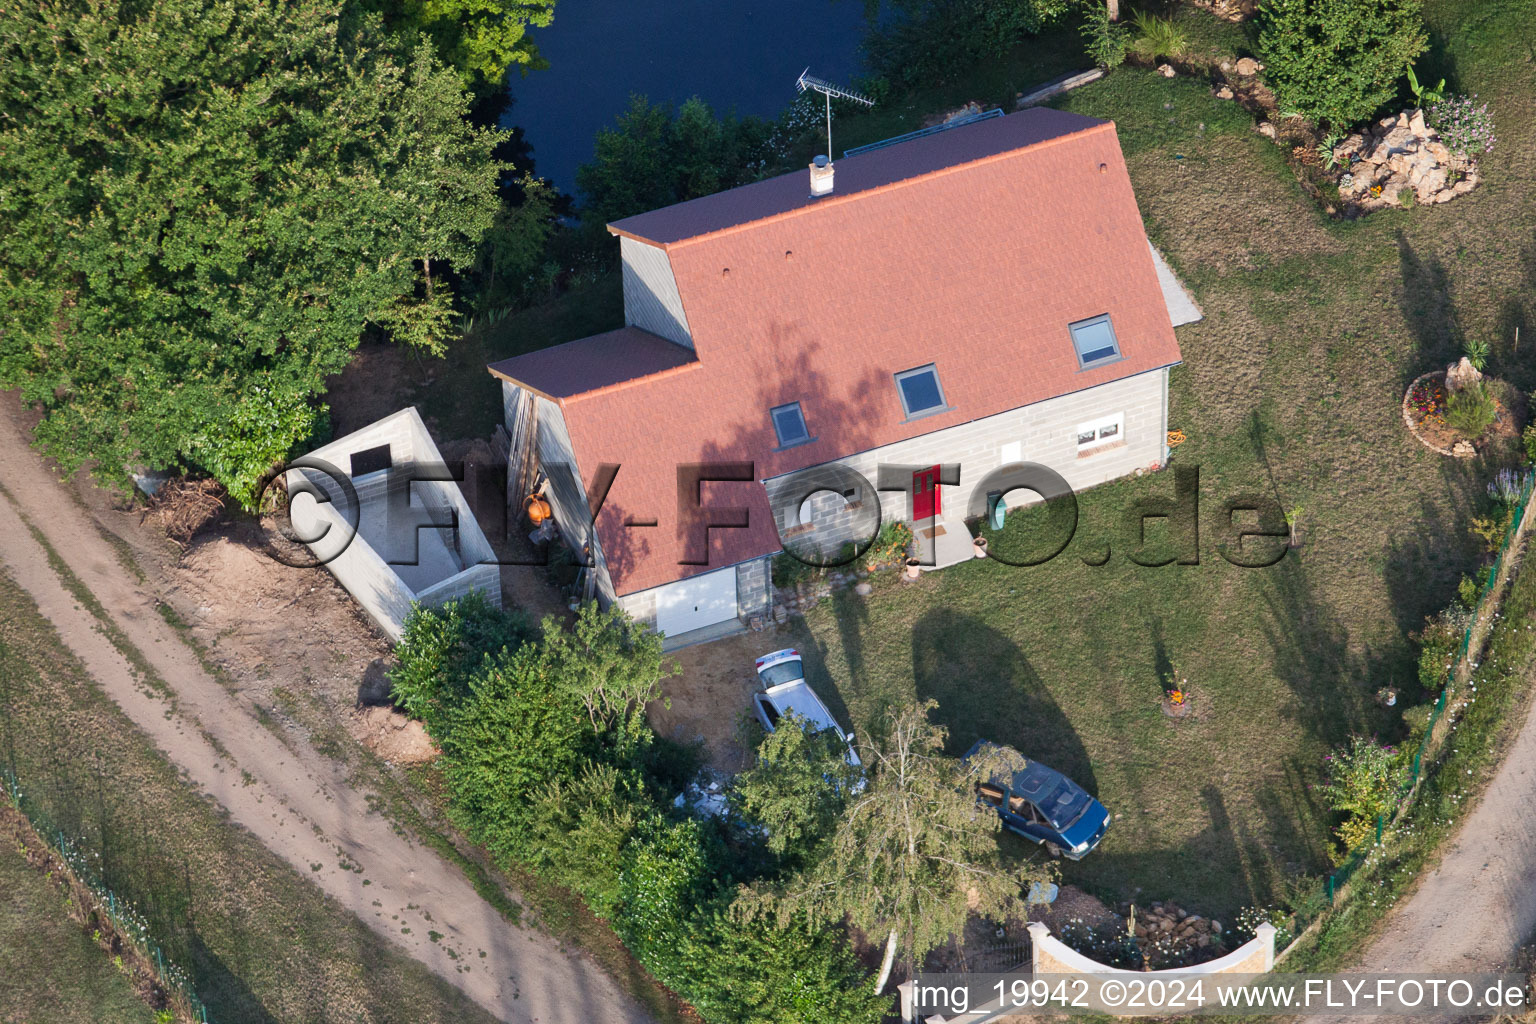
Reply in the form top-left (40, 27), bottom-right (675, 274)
top-left (777, 0), bottom-right (1536, 920)
top-left (0, 568), bottom-right (507, 1024)
top-left (0, 829), bottom-right (157, 1024)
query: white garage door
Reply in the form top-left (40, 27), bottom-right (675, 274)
top-left (654, 567), bottom-right (738, 637)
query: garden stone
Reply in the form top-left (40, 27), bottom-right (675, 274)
top-left (1446, 356), bottom-right (1482, 394)
top-left (1378, 125), bottom-right (1418, 156)
top-left (1235, 56), bottom-right (1260, 75)
top-left (1158, 63), bottom-right (1176, 77)
top-left (1257, 121), bottom-right (1277, 139)
top-left (1215, 85), bottom-right (1234, 100)
top-left (854, 582), bottom-right (872, 596)
top-left (1427, 140), bottom-right (1451, 163)
top-left (1409, 108), bottom-right (1427, 135)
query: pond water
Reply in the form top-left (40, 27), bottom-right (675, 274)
top-left (506, 0), bottom-right (868, 196)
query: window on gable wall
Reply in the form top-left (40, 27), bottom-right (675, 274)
top-left (1076, 413), bottom-right (1125, 451)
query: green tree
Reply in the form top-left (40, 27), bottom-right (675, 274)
top-left (471, 174), bottom-right (558, 309)
top-left (540, 602), bottom-right (674, 736)
top-left (735, 700), bottom-right (1052, 977)
top-left (389, 594), bottom-right (532, 731)
top-left (0, 1), bottom-right (506, 506)
top-left (437, 643), bottom-right (591, 857)
top-left (521, 760), bottom-right (650, 919)
top-left (576, 96), bottom-right (774, 227)
top-left (614, 817), bottom-right (886, 1024)
top-left (1256, 0), bottom-right (1427, 128)
top-left (353, 0), bottom-right (557, 84)
top-left (731, 713), bottom-right (860, 866)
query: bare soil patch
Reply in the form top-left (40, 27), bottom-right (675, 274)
top-left (651, 630), bottom-right (788, 775)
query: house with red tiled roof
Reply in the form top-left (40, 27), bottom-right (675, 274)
top-left (489, 106), bottom-right (1199, 645)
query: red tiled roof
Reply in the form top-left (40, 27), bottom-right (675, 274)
top-left (610, 107), bottom-right (1112, 246)
top-left (488, 327), bottom-right (699, 401)
top-left (497, 108), bottom-right (1182, 597)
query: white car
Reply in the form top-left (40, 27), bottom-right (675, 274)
top-left (752, 649), bottom-right (862, 771)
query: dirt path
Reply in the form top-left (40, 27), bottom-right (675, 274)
top-left (1346, 688), bottom-right (1536, 974)
top-left (0, 419), bottom-right (651, 1024)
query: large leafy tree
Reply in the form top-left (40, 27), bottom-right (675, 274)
top-left (1257, 0), bottom-right (1427, 129)
top-left (0, 0), bottom-right (506, 505)
top-left (354, 0), bottom-right (556, 84)
top-left (735, 700), bottom-right (1052, 978)
top-left (731, 713), bottom-right (861, 868)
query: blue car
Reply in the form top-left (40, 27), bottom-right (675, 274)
top-left (964, 740), bottom-right (1111, 860)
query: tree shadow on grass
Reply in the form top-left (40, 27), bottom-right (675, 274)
top-left (186, 928), bottom-right (282, 1024)
top-left (1396, 231), bottom-right (1464, 386)
top-left (911, 608), bottom-right (1096, 795)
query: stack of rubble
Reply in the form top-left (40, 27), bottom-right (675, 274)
top-left (1334, 109), bottom-right (1479, 210)
top-left (1131, 902), bottom-right (1225, 952)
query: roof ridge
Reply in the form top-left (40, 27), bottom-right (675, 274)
top-left (610, 118), bottom-right (1115, 252)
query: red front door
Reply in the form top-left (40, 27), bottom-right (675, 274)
top-left (912, 465), bottom-right (941, 520)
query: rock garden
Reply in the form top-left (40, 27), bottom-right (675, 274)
top-left (1403, 353), bottom-right (1523, 458)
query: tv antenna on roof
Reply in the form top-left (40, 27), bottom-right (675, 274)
top-left (795, 68), bottom-right (874, 166)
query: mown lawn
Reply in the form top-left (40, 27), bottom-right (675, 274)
top-left (0, 570), bottom-right (506, 1024)
top-left (0, 831), bottom-right (156, 1024)
top-left (783, 0), bottom-right (1536, 920)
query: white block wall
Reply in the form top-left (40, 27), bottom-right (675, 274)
top-left (769, 367), bottom-right (1170, 542)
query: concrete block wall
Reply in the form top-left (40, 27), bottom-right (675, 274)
top-left (613, 585), bottom-right (656, 627)
top-left (769, 367), bottom-right (1169, 547)
top-left (290, 407), bottom-right (503, 641)
top-left (620, 237), bottom-right (693, 349)
top-left (736, 556), bottom-right (772, 619)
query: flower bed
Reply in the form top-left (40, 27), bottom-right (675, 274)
top-left (1402, 371), bottom-right (1474, 456)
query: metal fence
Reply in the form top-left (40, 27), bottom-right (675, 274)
top-left (2, 767), bottom-right (212, 1023)
top-left (1325, 473), bottom-right (1535, 904)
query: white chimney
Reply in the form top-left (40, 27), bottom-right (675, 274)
top-left (809, 154), bottom-right (834, 197)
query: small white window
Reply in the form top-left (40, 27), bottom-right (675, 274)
top-left (1076, 413), bottom-right (1125, 451)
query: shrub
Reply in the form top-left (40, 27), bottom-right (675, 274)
top-left (436, 644), bottom-right (593, 860)
top-left (1128, 10), bottom-right (1188, 61)
top-left (1080, 2), bottom-right (1130, 70)
top-left (613, 817), bottom-right (886, 1024)
top-left (1234, 904), bottom-right (1294, 948)
top-left (1524, 422), bottom-right (1536, 465)
top-left (520, 761), bottom-right (650, 919)
top-left (1487, 468), bottom-right (1532, 509)
top-left (1256, 0), bottom-right (1427, 128)
top-left (1427, 94), bottom-right (1496, 157)
top-left (389, 594), bottom-right (532, 732)
top-left (1463, 336), bottom-right (1490, 371)
top-left (1319, 736), bottom-right (1407, 822)
top-left (860, 519), bottom-right (914, 571)
top-left (1444, 379), bottom-right (1496, 437)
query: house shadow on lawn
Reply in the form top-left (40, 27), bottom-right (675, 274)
top-left (910, 608), bottom-right (1097, 796)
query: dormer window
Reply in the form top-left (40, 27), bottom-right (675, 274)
top-left (1069, 314), bottom-right (1122, 369)
top-left (770, 402), bottom-right (813, 449)
top-left (894, 364), bottom-right (950, 420)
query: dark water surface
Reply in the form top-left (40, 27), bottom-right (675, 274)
top-left (507, 0), bottom-right (867, 194)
